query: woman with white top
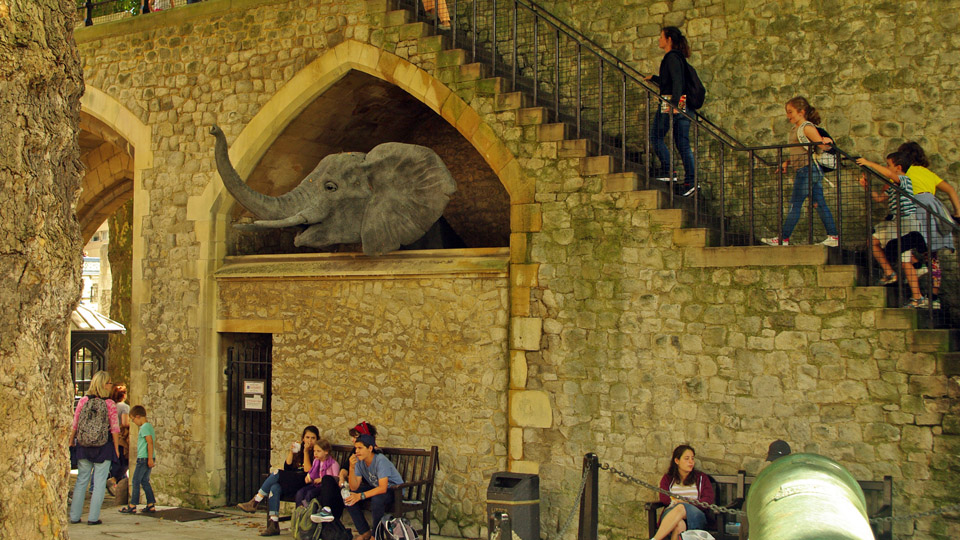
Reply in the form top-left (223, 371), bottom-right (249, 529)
top-left (649, 444), bottom-right (715, 540)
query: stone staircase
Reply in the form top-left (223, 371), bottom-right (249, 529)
top-left (369, 0), bottom-right (960, 364)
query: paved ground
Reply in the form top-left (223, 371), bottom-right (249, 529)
top-left (67, 505), bottom-right (279, 539)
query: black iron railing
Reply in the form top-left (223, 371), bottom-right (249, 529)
top-left (401, 0), bottom-right (960, 325)
top-left (74, 0), bottom-right (200, 26)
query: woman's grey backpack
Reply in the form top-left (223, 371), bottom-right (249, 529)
top-left (76, 397), bottom-right (110, 447)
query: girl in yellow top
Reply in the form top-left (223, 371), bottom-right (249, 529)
top-left (898, 142), bottom-right (960, 216)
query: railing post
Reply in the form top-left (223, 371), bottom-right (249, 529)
top-left (471, 0), bottom-right (477, 61)
top-left (555, 28), bottom-right (560, 123)
top-left (668, 104), bottom-right (675, 204)
top-left (452, 0), bottom-right (458, 48)
top-left (806, 146), bottom-right (814, 245)
top-left (620, 72), bottom-right (626, 173)
top-left (491, 0), bottom-right (497, 74)
top-left (692, 119), bottom-right (699, 221)
top-left (532, 13), bottom-right (538, 103)
top-left (643, 92), bottom-right (650, 188)
top-left (749, 150), bottom-right (756, 245)
top-left (777, 147), bottom-right (784, 244)
top-left (576, 44), bottom-right (581, 138)
top-left (865, 169), bottom-right (874, 284)
top-left (926, 210), bottom-right (934, 324)
top-left (577, 453), bottom-right (599, 540)
top-left (511, 0), bottom-right (517, 92)
top-left (719, 144), bottom-right (726, 246)
top-left (835, 159), bottom-right (842, 247)
top-left (597, 57), bottom-right (604, 155)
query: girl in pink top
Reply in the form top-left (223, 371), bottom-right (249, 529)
top-left (294, 439), bottom-right (344, 519)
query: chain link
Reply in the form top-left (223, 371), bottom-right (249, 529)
top-left (598, 460), bottom-right (960, 525)
top-left (555, 468), bottom-right (591, 539)
top-left (599, 462), bottom-right (745, 518)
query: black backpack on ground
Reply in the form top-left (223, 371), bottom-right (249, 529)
top-left (76, 396), bottom-right (110, 447)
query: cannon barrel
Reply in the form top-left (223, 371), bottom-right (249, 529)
top-left (746, 453), bottom-right (875, 540)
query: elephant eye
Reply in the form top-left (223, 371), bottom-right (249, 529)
top-left (324, 182), bottom-right (338, 192)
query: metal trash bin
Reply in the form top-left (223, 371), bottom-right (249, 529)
top-left (486, 472), bottom-right (539, 540)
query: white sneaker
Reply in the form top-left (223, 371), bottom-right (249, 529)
top-left (761, 236), bottom-right (789, 246)
top-left (820, 235), bottom-right (838, 247)
top-left (916, 265), bottom-right (929, 277)
top-left (310, 507), bottom-right (334, 523)
top-left (655, 175), bottom-right (678, 182)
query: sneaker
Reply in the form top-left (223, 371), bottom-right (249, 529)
top-left (916, 265), bottom-right (929, 277)
top-left (906, 296), bottom-right (929, 309)
top-left (654, 175), bottom-right (678, 182)
top-left (310, 507), bottom-right (334, 523)
top-left (761, 236), bottom-right (789, 246)
top-left (678, 184), bottom-right (698, 197)
top-left (879, 273), bottom-right (897, 285)
top-left (820, 235), bottom-right (839, 247)
top-left (932, 298), bottom-right (942, 309)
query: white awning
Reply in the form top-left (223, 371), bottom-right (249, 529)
top-left (70, 304), bottom-right (126, 334)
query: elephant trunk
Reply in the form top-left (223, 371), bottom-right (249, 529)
top-left (210, 125), bottom-right (285, 220)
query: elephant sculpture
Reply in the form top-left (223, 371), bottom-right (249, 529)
top-left (210, 125), bottom-right (458, 256)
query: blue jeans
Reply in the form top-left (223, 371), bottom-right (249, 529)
top-left (70, 459), bottom-right (111, 522)
top-left (651, 111), bottom-right (695, 186)
top-left (130, 458), bottom-right (156, 506)
top-left (345, 480), bottom-right (395, 534)
top-left (258, 472), bottom-right (284, 515)
top-left (661, 502), bottom-right (707, 530)
top-left (782, 165), bottom-right (837, 239)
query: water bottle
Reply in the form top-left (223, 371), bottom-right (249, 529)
top-left (341, 485), bottom-right (351, 501)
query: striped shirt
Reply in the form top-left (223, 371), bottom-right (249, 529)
top-left (884, 174), bottom-right (917, 218)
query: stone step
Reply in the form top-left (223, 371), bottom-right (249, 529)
top-left (458, 62), bottom-right (487, 82)
top-left (618, 189), bottom-right (664, 210)
top-left (579, 155), bottom-right (613, 176)
top-left (817, 265), bottom-right (857, 288)
top-left (846, 287), bottom-right (887, 308)
top-left (516, 107), bottom-right (547, 126)
top-left (495, 91), bottom-right (531, 111)
top-left (364, 0), bottom-right (398, 13)
top-left (909, 329), bottom-right (960, 353)
top-left (436, 49), bottom-right (468, 68)
top-left (558, 139), bottom-right (597, 158)
top-left (417, 34), bottom-right (448, 53)
top-left (603, 172), bottom-right (640, 193)
top-left (684, 245), bottom-right (828, 268)
top-left (649, 208), bottom-right (690, 229)
top-left (476, 77), bottom-right (504, 95)
top-left (673, 228), bottom-right (716, 248)
top-left (875, 308), bottom-right (917, 330)
top-left (383, 9), bottom-right (411, 27)
top-left (537, 123), bottom-right (569, 142)
top-left (938, 352), bottom-right (960, 376)
top-left (398, 21), bottom-right (432, 40)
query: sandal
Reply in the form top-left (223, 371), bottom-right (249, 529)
top-left (880, 273), bottom-right (897, 285)
top-left (906, 297), bottom-right (929, 309)
top-left (142, 504), bottom-right (157, 513)
top-left (119, 505), bottom-right (137, 514)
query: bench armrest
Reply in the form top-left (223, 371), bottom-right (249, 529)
top-left (644, 501), bottom-right (667, 511)
top-left (389, 480), bottom-right (432, 491)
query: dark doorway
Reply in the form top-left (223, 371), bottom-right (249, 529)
top-left (223, 333), bottom-right (272, 505)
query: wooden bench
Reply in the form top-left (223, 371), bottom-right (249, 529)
top-left (646, 471), bottom-right (892, 540)
top-left (267, 444), bottom-right (439, 539)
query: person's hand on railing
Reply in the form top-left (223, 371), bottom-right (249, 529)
top-left (780, 161), bottom-right (788, 174)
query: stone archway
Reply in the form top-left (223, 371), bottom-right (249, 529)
top-left (78, 85), bottom-right (153, 403)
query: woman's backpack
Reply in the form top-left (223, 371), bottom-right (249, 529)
top-left (292, 500), bottom-right (321, 540)
top-left (76, 397), bottom-right (110, 447)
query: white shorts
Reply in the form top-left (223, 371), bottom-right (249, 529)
top-left (873, 218), bottom-right (918, 246)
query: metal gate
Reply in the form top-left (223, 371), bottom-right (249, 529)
top-left (224, 333), bottom-right (272, 505)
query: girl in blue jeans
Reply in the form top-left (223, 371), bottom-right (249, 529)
top-left (237, 425), bottom-right (319, 536)
top-left (762, 97), bottom-right (839, 247)
top-left (649, 444), bottom-right (714, 540)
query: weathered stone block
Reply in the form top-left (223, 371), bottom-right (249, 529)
top-left (509, 390), bottom-right (552, 428)
top-left (510, 317), bottom-right (541, 350)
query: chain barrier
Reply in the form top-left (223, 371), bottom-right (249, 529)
top-left (555, 468), bottom-right (591, 539)
top-left (598, 461), bottom-right (960, 525)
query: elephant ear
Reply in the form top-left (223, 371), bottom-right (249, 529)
top-left (360, 142), bottom-right (457, 256)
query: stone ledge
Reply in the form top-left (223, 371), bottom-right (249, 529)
top-left (216, 319), bottom-right (287, 333)
top-left (215, 248), bottom-right (509, 280)
top-left (684, 245), bottom-right (828, 267)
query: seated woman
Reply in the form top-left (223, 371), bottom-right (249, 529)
top-left (649, 444), bottom-right (714, 540)
top-left (237, 425), bottom-right (319, 537)
top-left (294, 438), bottom-right (343, 522)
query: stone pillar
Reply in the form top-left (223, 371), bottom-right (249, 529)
top-left (0, 0), bottom-right (84, 538)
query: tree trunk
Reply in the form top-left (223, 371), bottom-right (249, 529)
top-left (0, 0), bottom-right (84, 538)
top-left (107, 199), bottom-right (133, 382)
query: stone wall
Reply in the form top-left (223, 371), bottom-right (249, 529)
top-left (0, 0), bottom-right (84, 538)
top-left (533, 0), bottom-right (960, 175)
top-left (216, 257), bottom-right (510, 536)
